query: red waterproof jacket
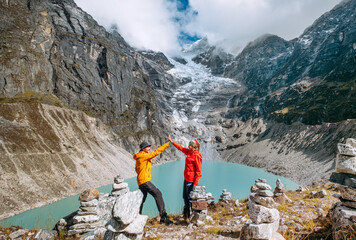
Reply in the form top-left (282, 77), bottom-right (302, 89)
top-left (172, 142), bottom-right (202, 186)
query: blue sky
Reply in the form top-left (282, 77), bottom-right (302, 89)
top-left (74, 0), bottom-right (342, 56)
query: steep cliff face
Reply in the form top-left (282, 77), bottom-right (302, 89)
top-left (0, 0), bottom-right (174, 154)
top-left (0, 102), bottom-right (135, 219)
top-left (0, 0), bottom-right (179, 219)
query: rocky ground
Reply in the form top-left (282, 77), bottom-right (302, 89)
top-left (141, 183), bottom-right (354, 240)
top-left (1, 183), bottom-right (353, 240)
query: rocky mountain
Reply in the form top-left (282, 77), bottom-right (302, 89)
top-left (0, 0), bottom-right (177, 218)
top-left (0, 0), bottom-right (176, 154)
top-left (1, 0), bottom-right (355, 224)
top-left (191, 0), bottom-right (356, 125)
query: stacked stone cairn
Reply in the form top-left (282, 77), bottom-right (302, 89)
top-left (329, 138), bottom-right (356, 239)
top-left (273, 179), bottom-right (292, 204)
top-left (68, 189), bottom-right (101, 235)
top-left (241, 179), bottom-right (285, 240)
top-left (189, 185), bottom-right (214, 224)
top-left (219, 189), bottom-right (233, 203)
top-left (111, 175), bottom-right (129, 197)
top-left (60, 175), bottom-right (147, 240)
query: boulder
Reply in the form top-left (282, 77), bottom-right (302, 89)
top-left (330, 172), bottom-right (356, 187)
top-left (332, 203), bottom-right (356, 240)
top-left (311, 189), bottom-right (327, 198)
top-left (111, 188), bottom-right (129, 197)
top-left (346, 138), bottom-right (356, 148)
top-left (247, 200), bottom-right (280, 224)
top-left (120, 215), bottom-right (148, 235)
top-left (34, 230), bottom-right (57, 240)
top-left (336, 154), bottom-right (356, 175)
top-left (339, 185), bottom-right (356, 201)
top-left (113, 190), bottom-right (143, 225)
top-left (240, 220), bottom-right (279, 240)
top-left (9, 229), bottom-right (28, 239)
top-left (337, 143), bottom-right (356, 157)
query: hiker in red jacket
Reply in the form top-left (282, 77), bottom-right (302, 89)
top-left (168, 135), bottom-right (202, 219)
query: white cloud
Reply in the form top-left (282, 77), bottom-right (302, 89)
top-left (75, 0), bottom-right (181, 55)
top-left (186, 0), bottom-right (342, 53)
top-left (74, 0), bottom-right (342, 55)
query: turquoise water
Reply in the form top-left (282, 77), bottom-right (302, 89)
top-left (0, 160), bottom-right (299, 229)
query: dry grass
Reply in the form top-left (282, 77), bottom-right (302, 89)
top-left (0, 90), bottom-right (64, 107)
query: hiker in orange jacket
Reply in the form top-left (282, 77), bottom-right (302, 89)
top-left (133, 139), bottom-right (172, 225)
top-left (168, 135), bottom-right (202, 219)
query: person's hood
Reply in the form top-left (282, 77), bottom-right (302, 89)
top-left (133, 151), bottom-right (143, 160)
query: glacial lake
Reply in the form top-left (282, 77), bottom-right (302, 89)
top-left (0, 160), bottom-right (299, 229)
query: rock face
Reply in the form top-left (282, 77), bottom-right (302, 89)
top-left (241, 179), bottom-right (283, 240)
top-left (190, 0), bottom-right (356, 125)
top-left (0, 103), bottom-right (135, 220)
top-left (0, 0), bottom-right (176, 219)
top-left (0, 0), bottom-right (175, 153)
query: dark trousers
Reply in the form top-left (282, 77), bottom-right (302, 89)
top-left (139, 181), bottom-right (166, 217)
top-left (183, 180), bottom-right (194, 218)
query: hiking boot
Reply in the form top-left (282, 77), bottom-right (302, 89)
top-left (160, 212), bottom-right (173, 225)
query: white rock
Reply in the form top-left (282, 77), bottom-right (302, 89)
top-left (114, 175), bottom-right (124, 184)
top-left (338, 143), bottom-right (356, 156)
top-left (73, 215), bottom-right (100, 224)
top-left (80, 199), bottom-right (98, 207)
top-left (255, 182), bottom-right (272, 190)
top-left (120, 215), bottom-right (148, 235)
top-left (111, 188), bottom-right (129, 197)
top-left (241, 220), bottom-right (279, 239)
top-left (346, 138), bottom-right (356, 148)
top-left (247, 200), bottom-right (280, 224)
top-left (250, 194), bottom-right (277, 208)
top-left (113, 182), bottom-right (129, 190)
top-left (10, 229), bottom-right (27, 239)
top-left (257, 189), bottom-right (274, 197)
top-left (336, 154), bottom-right (356, 174)
top-left (113, 190), bottom-right (143, 225)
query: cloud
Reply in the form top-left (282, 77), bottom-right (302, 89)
top-left (74, 0), bottom-right (342, 56)
top-left (74, 0), bottom-right (181, 55)
top-left (186, 0), bottom-right (342, 53)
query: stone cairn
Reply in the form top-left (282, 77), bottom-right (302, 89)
top-left (68, 189), bottom-right (101, 235)
top-left (111, 175), bottom-right (129, 197)
top-left (329, 138), bottom-right (356, 239)
top-left (219, 189), bottom-right (233, 203)
top-left (189, 185), bottom-right (214, 224)
top-left (59, 175), bottom-right (147, 240)
top-left (273, 179), bottom-right (292, 204)
top-left (241, 179), bottom-right (285, 240)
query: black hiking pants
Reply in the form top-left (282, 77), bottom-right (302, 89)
top-left (139, 181), bottom-right (166, 217)
top-left (183, 180), bottom-right (194, 218)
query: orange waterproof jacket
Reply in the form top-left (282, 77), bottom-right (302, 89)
top-left (133, 142), bottom-right (169, 185)
top-left (172, 142), bottom-right (202, 186)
